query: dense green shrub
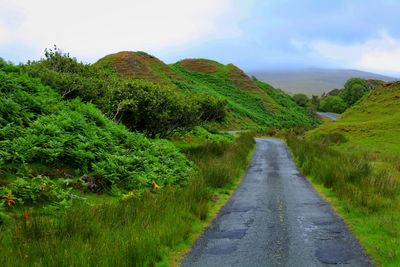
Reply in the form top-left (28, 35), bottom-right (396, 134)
top-left (22, 47), bottom-right (227, 138)
top-left (0, 59), bottom-right (192, 193)
top-left (340, 77), bottom-right (370, 106)
top-left (292, 93), bottom-right (309, 107)
top-left (319, 95), bottom-right (347, 113)
top-left (113, 80), bottom-right (227, 138)
top-left (9, 175), bottom-right (70, 206)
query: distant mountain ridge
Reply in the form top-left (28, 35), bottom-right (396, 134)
top-left (248, 69), bottom-right (398, 96)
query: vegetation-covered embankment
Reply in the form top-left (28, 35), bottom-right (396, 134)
top-left (0, 58), bottom-right (195, 212)
top-left (0, 132), bottom-right (255, 266)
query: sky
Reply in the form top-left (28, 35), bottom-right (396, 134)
top-left (1, 0), bottom-right (400, 76)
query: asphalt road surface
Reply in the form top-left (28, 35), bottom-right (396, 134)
top-left (181, 138), bottom-right (372, 267)
top-left (316, 112), bottom-right (340, 120)
top-left (227, 130), bottom-right (241, 134)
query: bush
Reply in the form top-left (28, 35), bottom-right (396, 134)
top-left (113, 81), bottom-right (227, 138)
top-left (292, 93), bottom-right (309, 107)
top-left (319, 96), bottom-right (347, 113)
top-left (22, 47), bottom-right (227, 138)
top-left (340, 77), bottom-right (369, 106)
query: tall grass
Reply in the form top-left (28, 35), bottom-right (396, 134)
top-left (185, 133), bottom-right (255, 188)
top-left (286, 136), bottom-right (399, 211)
top-left (0, 134), bottom-right (255, 266)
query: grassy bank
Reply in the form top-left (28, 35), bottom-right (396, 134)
top-left (0, 134), bottom-right (255, 266)
top-left (286, 136), bottom-right (400, 266)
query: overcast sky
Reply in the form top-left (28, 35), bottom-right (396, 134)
top-left (1, 0), bottom-right (400, 76)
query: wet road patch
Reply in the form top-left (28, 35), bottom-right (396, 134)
top-left (315, 240), bottom-right (352, 264)
top-left (206, 229), bottom-right (247, 239)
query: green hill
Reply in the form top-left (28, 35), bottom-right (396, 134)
top-left (94, 51), bottom-right (184, 86)
top-left (95, 53), bottom-right (319, 129)
top-left (307, 81), bottom-right (400, 154)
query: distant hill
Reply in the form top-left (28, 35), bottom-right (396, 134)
top-left (307, 81), bottom-right (400, 154)
top-left (248, 69), bottom-right (398, 96)
top-left (94, 51), bottom-right (185, 86)
top-left (95, 53), bottom-right (319, 129)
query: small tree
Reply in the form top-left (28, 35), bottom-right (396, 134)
top-left (292, 93), bottom-right (309, 107)
top-left (319, 96), bottom-right (347, 114)
top-left (340, 78), bottom-right (369, 106)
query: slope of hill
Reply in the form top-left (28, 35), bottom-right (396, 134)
top-left (307, 81), bottom-right (400, 154)
top-left (0, 59), bottom-right (192, 197)
top-left (95, 53), bottom-right (319, 129)
top-left (249, 69), bottom-right (398, 96)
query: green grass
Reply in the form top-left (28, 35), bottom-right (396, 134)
top-left (286, 82), bottom-right (400, 266)
top-left (0, 134), bottom-right (256, 266)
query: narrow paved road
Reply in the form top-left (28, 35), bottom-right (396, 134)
top-left (181, 138), bottom-right (372, 267)
top-left (316, 112), bottom-right (340, 120)
top-left (227, 130), bottom-right (241, 134)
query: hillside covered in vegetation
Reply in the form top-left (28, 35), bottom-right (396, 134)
top-left (287, 81), bottom-right (400, 265)
top-left (0, 57), bottom-right (257, 266)
top-left (309, 81), bottom-right (400, 154)
top-left (0, 58), bottom-right (193, 209)
top-left (95, 52), bottom-right (319, 129)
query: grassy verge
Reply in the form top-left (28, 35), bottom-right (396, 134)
top-left (0, 134), bottom-right (255, 266)
top-left (286, 136), bottom-right (400, 266)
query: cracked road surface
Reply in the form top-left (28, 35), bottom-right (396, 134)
top-left (181, 138), bottom-right (372, 267)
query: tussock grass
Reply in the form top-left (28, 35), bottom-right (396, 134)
top-left (0, 134), bottom-right (255, 266)
top-left (287, 137), bottom-right (399, 211)
top-left (186, 133), bottom-right (255, 188)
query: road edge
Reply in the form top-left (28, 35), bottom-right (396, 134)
top-left (167, 141), bottom-right (257, 267)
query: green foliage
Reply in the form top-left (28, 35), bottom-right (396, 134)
top-left (254, 79), bottom-right (320, 126)
top-left (10, 175), bottom-right (70, 206)
top-left (311, 95), bottom-right (320, 110)
top-left (114, 81), bottom-right (227, 138)
top-left (0, 58), bottom-right (192, 193)
top-left (319, 95), bottom-right (347, 113)
top-left (0, 202), bottom-right (5, 224)
top-left (0, 131), bottom-right (255, 266)
top-left (340, 77), bottom-right (370, 106)
top-left (327, 88), bottom-right (341, 96)
top-left (22, 48), bottom-right (227, 138)
top-left (292, 93), bottom-right (309, 107)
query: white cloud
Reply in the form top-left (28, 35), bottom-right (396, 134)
top-left (311, 33), bottom-right (400, 76)
top-left (0, 0), bottom-right (243, 62)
